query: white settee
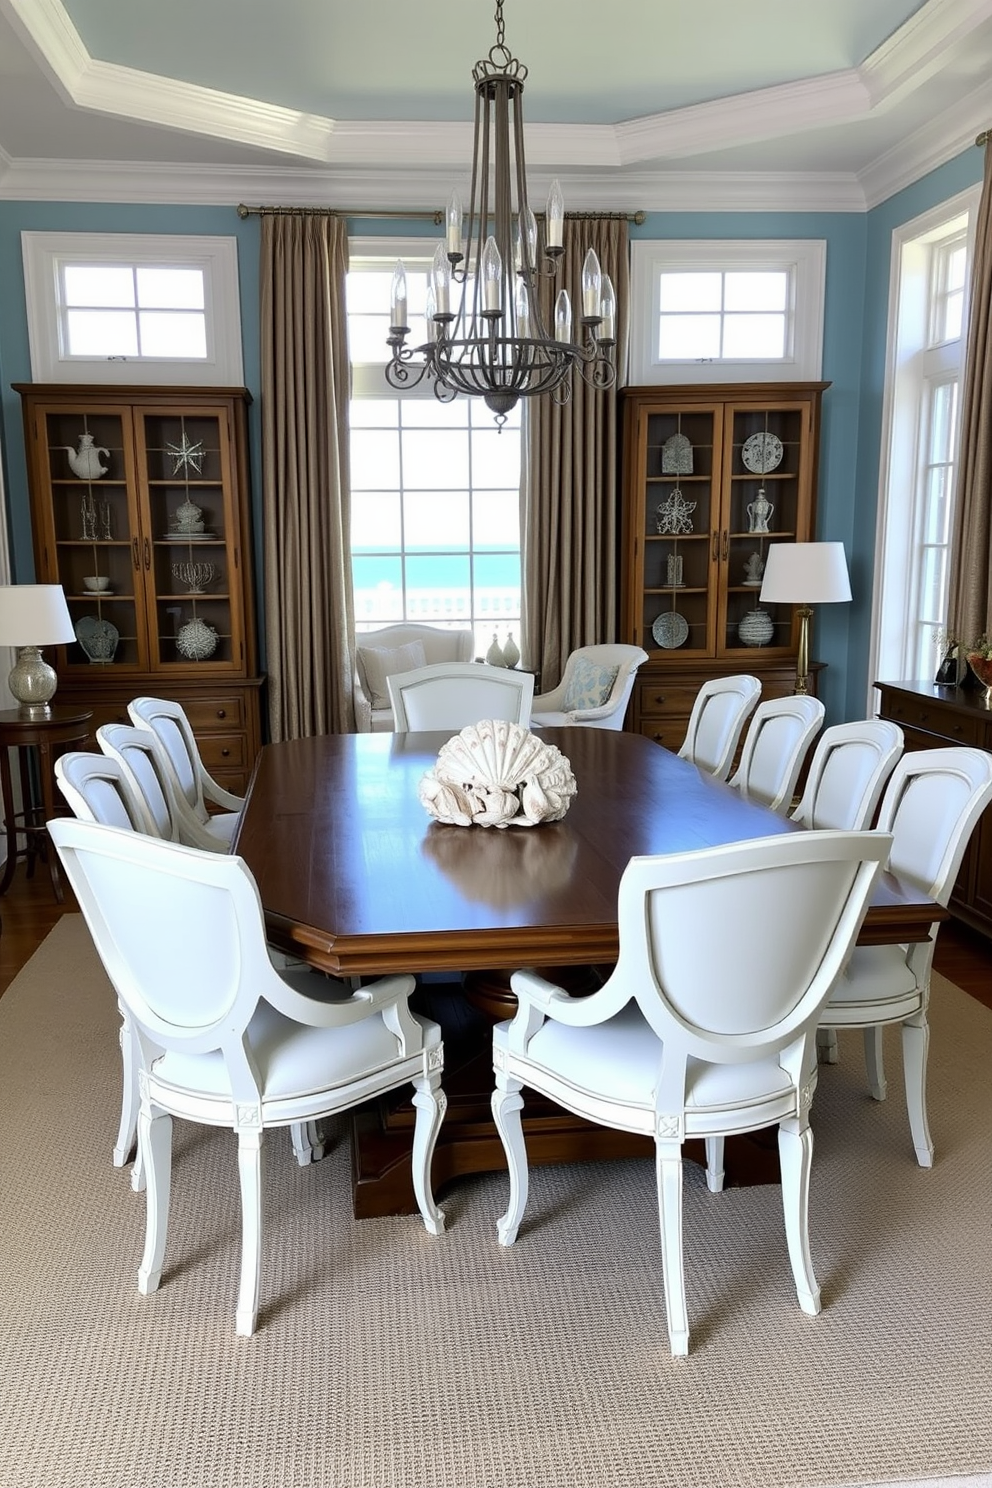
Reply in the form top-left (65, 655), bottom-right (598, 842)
top-left (354, 623), bottom-right (476, 732)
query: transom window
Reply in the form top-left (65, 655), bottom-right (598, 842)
top-left (629, 239), bottom-right (825, 384)
top-left (347, 240), bottom-right (522, 658)
top-left (20, 232), bottom-right (243, 384)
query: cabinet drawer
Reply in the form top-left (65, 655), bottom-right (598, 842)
top-left (181, 695), bottom-right (246, 732)
top-left (881, 696), bottom-right (981, 745)
top-left (196, 732), bottom-right (247, 771)
top-left (637, 718), bottom-right (688, 751)
top-left (637, 683), bottom-right (700, 719)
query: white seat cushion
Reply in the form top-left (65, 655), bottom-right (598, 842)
top-left (517, 1004), bottom-right (794, 1113)
top-left (153, 999), bottom-right (423, 1102)
top-left (823, 943), bottom-right (918, 1007)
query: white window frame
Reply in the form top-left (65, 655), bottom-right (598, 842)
top-left (867, 186), bottom-right (980, 707)
top-left (20, 232), bottom-right (244, 385)
top-left (628, 239), bottom-right (826, 384)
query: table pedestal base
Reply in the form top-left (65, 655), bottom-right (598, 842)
top-left (351, 974), bottom-right (782, 1219)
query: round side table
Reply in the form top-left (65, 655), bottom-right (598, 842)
top-left (0, 705), bottom-right (94, 903)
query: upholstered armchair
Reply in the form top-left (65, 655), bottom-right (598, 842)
top-left (530, 644), bottom-right (648, 730)
top-left (353, 624), bottom-right (476, 731)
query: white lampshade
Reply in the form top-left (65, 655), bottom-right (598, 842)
top-left (0, 584), bottom-right (75, 718)
top-left (759, 542), bottom-right (852, 605)
top-left (0, 584), bottom-right (76, 646)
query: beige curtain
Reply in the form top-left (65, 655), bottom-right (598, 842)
top-left (259, 214), bottom-right (354, 740)
top-left (948, 141), bottom-right (992, 644)
top-left (521, 217), bottom-right (629, 689)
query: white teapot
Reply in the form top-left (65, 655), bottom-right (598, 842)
top-left (66, 433), bottom-right (110, 480)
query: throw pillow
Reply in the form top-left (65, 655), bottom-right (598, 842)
top-left (562, 658), bottom-right (620, 712)
top-left (357, 640), bottom-right (427, 711)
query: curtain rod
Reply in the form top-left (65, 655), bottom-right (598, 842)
top-left (236, 203), bottom-right (645, 224)
top-left (978, 129), bottom-right (990, 147)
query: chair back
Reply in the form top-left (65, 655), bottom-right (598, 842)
top-left (388, 662), bottom-right (534, 732)
top-left (728, 695), bottom-right (825, 814)
top-left (678, 674), bottom-right (761, 780)
top-left (790, 718), bottom-right (903, 830)
top-left (877, 746), bottom-right (992, 905)
top-left (55, 751), bottom-right (158, 835)
top-left (533, 643), bottom-right (649, 730)
top-left (46, 818), bottom-right (277, 1102)
top-left (128, 696), bottom-right (210, 822)
top-left (96, 724), bottom-right (183, 842)
top-left (614, 831), bottom-right (889, 1089)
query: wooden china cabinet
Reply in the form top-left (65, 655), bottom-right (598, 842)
top-left (620, 382), bottom-right (829, 749)
top-left (16, 384), bottom-right (263, 794)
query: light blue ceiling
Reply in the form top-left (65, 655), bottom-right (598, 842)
top-left (59, 0), bottom-right (929, 125)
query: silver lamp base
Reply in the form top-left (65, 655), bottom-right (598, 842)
top-left (8, 646), bottom-right (58, 719)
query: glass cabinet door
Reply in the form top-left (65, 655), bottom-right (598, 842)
top-left (632, 402), bottom-right (722, 658)
top-left (134, 407), bottom-right (244, 672)
top-left (719, 399), bottom-right (814, 659)
top-left (39, 406), bottom-right (146, 671)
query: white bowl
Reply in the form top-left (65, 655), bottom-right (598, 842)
top-left (83, 576), bottom-right (111, 592)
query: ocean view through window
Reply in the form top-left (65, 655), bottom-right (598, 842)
top-left (348, 242), bottom-right (523, 660)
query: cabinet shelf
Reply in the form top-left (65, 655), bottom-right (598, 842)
top-left (621, 381), bottom-right (829, 745)
top-left (17, 383), bottom-right (263, 795)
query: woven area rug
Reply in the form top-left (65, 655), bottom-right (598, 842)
top-left (1, 915), bottom-right (990, 1488)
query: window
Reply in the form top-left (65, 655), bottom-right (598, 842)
top-left (20, 233), bottom-right (243, 384)
top-left (869, 191), bottom-right (979, 694)
top-left (629, 239), bottom-right (826, 383)
top-left (347, 239), bottom-right (522, 658)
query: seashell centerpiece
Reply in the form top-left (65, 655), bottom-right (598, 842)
top-left (418, 720), bottom-right (577, 829)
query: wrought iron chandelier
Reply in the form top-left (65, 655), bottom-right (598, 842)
top-left (386, 0), bottom-right (617, 423)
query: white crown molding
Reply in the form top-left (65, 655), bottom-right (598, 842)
top-left (4, 0), bottom-right (991, 172)
top-left (0, 155), bottom-right (869, 214)
top-left (858, 75), bottom-right (992, 207)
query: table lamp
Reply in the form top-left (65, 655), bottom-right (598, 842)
top-left (0, 584), bottom-right (76, 719)
top-left (759, 542), bottom-right (852, 695)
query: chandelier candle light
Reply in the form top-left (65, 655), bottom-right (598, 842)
top-left (386, 0), bottom-right (617, 423)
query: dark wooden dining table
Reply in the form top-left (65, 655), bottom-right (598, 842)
top-left (234, 728), bottom-right (944, 1215)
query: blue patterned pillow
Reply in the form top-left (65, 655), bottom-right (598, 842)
top-left (562, 659), bottom-right (619, 712)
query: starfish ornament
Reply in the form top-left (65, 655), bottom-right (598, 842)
top-left (655, 488), bottom-right (696, 535)
top-left (167, 434), bottom-right (206, 476)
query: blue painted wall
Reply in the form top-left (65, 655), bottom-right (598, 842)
top-left (0, 152), bottom-right (983, 719)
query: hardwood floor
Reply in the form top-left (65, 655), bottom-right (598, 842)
top-left (1, 857), bottom-right (990, 1004)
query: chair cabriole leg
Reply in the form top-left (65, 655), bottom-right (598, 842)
top-left (492, 1071), bottom-right (528, 1246)
top-left (902, 1013), bottom-right (934, 1166)
top-left (778, 1115), bottom-right (821, 1316)
top-left (863, 1025), bottom-right (887, 1100)
top-left (410, 1072), bottom-right (447, 1235)
top-left (235, 1129), bottom-right (264, 1337)
top-left (136, 1103), bottom-right (171, 1297)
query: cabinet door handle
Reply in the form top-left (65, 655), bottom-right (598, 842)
top-left (132, 538), bottom-right (140, 570)
top-left (143, 537), bottom-right (151, 570)
top-left (721, 530), bottom-right (729, 561)
top-left (711, 530), bottom-right (719, 560)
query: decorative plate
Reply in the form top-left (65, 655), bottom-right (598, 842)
top-left (74, 615), bottom-right (119, 664)
top-left (741, 431), bottom-right (783, 474)
top-left (164, 532), bottom-right (216, 542)
top-left (652, 611), bottom-right (689, 649)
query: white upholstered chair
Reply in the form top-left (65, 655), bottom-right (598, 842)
top-left (48, 817), bottom-right (448, 1336)
top-left (790, 718), bottom-right (904, 830)
top-left (354, 624), bottom-right (475, 732)
top-left (128, 695), bottom-right (243, 849)
top-left (677, 674), bottom-right (762, 781)
top-left (818, 745), bottom-right (992, 1166)
top-left (492, 829), bottom-right (889, 1357)
top-left (97, 723), bottom-right (223, 852)
top-left (530, 644), bottom-right (649, 730)
top-left (727, 694), bottom-right (825, 814)
top-left (387, 661), bottom-right (534, 732)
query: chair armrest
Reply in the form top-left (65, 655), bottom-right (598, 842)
top-left (265, 968), bottom-right (417, 1027)
top-left (562, 702), bottom-right (617, 723)
top-left (353, 674), bottom-right (373, 733)
top-left (510, 967), bottom-right (632, 1027)
top-left (202, 777), bottom-right (245, 812)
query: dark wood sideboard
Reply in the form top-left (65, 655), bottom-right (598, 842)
top-left (875, 680), bottom-right (992, 938)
